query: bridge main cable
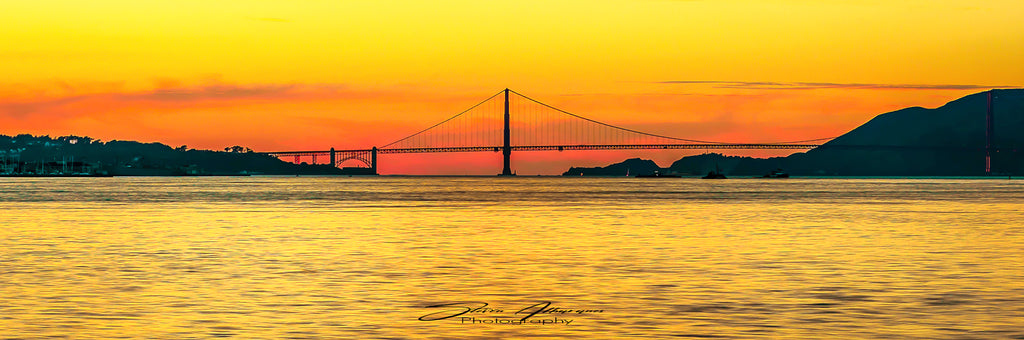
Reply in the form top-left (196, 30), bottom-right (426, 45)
top-left (507, 89), bottom-right (726, 144)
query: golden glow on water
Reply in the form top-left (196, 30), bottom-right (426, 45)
top-left (2, 177), bottom-right (1023, 338)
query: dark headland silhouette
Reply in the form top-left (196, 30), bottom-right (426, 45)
top-left (0, 136), bottom-right (349, 176)
top-left (564, 89), bottom-right (1024, 176)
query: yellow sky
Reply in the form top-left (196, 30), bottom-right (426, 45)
top-left (1, 0), bottom-right (1022, 173)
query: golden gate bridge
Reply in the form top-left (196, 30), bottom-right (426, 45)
top-left (261, 89), bottom-right (1000, 175)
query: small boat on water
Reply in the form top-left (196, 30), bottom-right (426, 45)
top-left (701, 171), bottom-right (726, 179)
top-left (636, 171), bottom-right (681, 178)
top-left (702, 165), bottom-right (726, 179)
top-left (761, 168), bottom-right (790, 178)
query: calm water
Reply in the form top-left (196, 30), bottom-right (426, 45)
top-left (2, 177), bottom-right (1023, 339)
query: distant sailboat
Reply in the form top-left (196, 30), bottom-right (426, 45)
top-left (702, 164), bottom-right (726, 179)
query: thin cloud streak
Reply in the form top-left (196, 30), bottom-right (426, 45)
top-left (0, 82), bottom-right (501, 123)
top-left (135, 84), bottom-right (306, 102)
top-left (657, 80), bottom-right (1022, 90)
top-left (0, 83), bottom-right (337, 117)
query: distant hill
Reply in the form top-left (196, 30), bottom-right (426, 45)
top-left (565, 89), bottom-right (1024, 176)
top-left (563, 158), bottom-right (661, 176)
top-left (0, 135), bottom-right (350, 175)
top-left (787, 89), bottom-right (1023, 175)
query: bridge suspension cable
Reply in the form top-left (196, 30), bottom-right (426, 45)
top-left (775, 136), bottom-right (840, 144)
top-left (380, 90), bottom-right (505, 149)
top-left (507, 89), bottom-right (723, 144)
top-left (377, 88), bottom-right (839, 151)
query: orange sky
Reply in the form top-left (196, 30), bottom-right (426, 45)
top-left (2, 0), bottom-right (1022, 174)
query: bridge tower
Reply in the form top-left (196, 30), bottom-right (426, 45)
top-left (372, 147), bottom-right (378, 175)
top-left (986, 90), bottom-right (995, 174)
top-left (501, 88), bottom-right (514, 176)
top-left (329, 147), bottom-right (336, 166)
